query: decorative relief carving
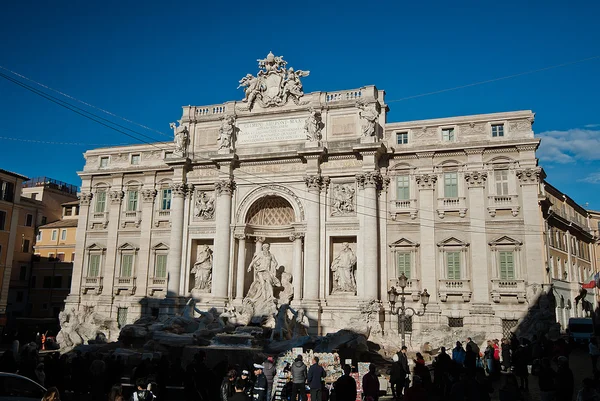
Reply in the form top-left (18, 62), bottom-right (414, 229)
top-left (141, 189), bottom-right (157, 203)
top-left (358, 102), bottom-right (378, 137)
top-left (413, 127), bottom-right (437, 141)
top-left (509, 119), bottom-right (533, 133)
top-left (109, 191), bottom-right (124, 204)
top-left (78, 192), bottom-right (93, 206)
top-left (331, 183), bottom-right (356, 216)
top-left (460, 123), bottom-right (486, 136)
top-left (238, 52), bottom-right (310, 111)
top-left (169, 183), bottom-right (188, 198)
top-left (516, 168), bottom-right (541, 184)
top-left (304, 175), bottom-right (323, 192)
top-left (415, 174), bottom-right (437, 190)
top-left (356, 172), bottom-right (382, 189)
top-left (194, 190), bottom-right (215, 220)
top-left (304, 108), bottom-right (323, 142)
top-left (169, 121), bottom-right (189, 157)
top-left (215, 179), bottom-right (235, 196)
top-left (464, 171), bottom-right (488, 188)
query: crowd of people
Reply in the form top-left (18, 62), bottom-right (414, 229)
top-left (2, 333), bottom-right (600, 401)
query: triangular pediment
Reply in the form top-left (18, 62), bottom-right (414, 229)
top-left (86, 243), bottom-right (106, 251)
top-left (489, 236), bottom-right (522, 246)
top-left (118, 242), bottom-right (139, 251)
top-left (389, 238), bottom-right (420, 248)
top-left (437, 237), bottom-right (469, 247)
top-left (152, 242), bottom-right (169, 251)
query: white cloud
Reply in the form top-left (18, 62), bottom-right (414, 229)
top-left (537, 129), bottom-right (600, 164)
top-left (579, 172), bottom-right (600, 184)
top-left (584, 124), bottom-right (600, 128)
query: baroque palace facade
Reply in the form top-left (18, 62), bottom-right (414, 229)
top-left (64, 53), bottom-right (586, 342)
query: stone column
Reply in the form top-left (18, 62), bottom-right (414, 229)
top-left (234, 234), bottom-right (246, 300)
top-left (66, 191), bottom-right (93, 302)
top-left (166, 183), bottom-right (186, 296)
top-left (356, 172), bottom-right (381, 300)
top-left (303, 175), bottom-right (322, 301)
top-left (290, 233), bottom-right (304, 302)
top-left (416, 174), bottom-right (438, 303)
top-left (212, 179), bottom-right (235, 300)
top-left (103, 187), bottom-right (124, 300)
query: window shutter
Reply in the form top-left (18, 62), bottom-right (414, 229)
top-left (396, 252), bottom-right (411, 279)
top-left (155, 255), bottom-right (167, 278)
top-left (121, 255), bottom-right (133, 277)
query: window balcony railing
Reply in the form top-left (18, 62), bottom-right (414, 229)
top-left (81, 276), bottom-right (103, 295)
top-left (436, 197), bottom-right (467, 218)
top-left (120, 210), bottom-right (141, 228)
top-left (148, 276), bottom-right (168, 296)
top-left (388, 277), bottom-right (421, 301)
top-left (491, 279), bottom-right (526, 303)
top-left (154, 209), bottom-right (172, 228)
top-left (389, 199), bottom-right (418, 220)
top-left (113, 276), bottom-right (136, 296)
top-left (90, 211), bottom-right (109, 229)
top-left (487, 195), bottom-right (519, 217)
top-left (438, 279), bottom-right (471, 302)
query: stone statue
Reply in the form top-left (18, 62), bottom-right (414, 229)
top-left (278, 272), bottom-right (294, 305)
top-left (237, 52), bottom-right (310, 110)
top-left (358, 104), bottom-right (378, 137)
top-left (194, 191), bottom-right (215, 220)
top-left (56, 306), bottom-right (119, 352)
top-left (331, 184), bottom-right (355, 216)
top-left (170, 121), bottom-right (189, 156)
top-left (331, 242), bottom-right (357, 294)
top-left (291, 307), bottom-right (309, 337)
top-left (246, 243), bottom-right (281, 304)
top-left (360, 300), bottom-right (383, 338)
top-left (221, 302), bottom-right (239, 326)
top-left (304, 108), bottom-right (322, 141)
top-left (218, 116), bottom-right (235, 151)
top-left (192, 245), bottom-right (213, 291)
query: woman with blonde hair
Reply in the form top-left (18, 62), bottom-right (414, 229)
top-left (42, 387), bottom-right (60, 401)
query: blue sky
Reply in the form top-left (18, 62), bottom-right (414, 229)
top-left (1, 1), bottom-right (599, 207)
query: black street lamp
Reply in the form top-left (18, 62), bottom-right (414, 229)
top-left (387, 272), bottom-right (430, 347)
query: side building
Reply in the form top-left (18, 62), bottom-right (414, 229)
top-left (63, 53), bottom-right (596, 344)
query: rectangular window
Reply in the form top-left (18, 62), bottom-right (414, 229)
top-left (444, 172), bottom-right (458, 198)
top-left (19, 266), bottom-right (27, 281)
top-left (25, 214), bottom-right (33, 227)
top-left (494, 170), bottom-right (509, 196)
top-left (88, 254), bottom-right (100, 277)
top-left (95, 191), bottom-right (107, 213)
top-left (71, 252), bottom-right (76, 262)
top-left (48, 253), bottom-right (55, 259)
top-left (61, 230), bottom-right (67, 241)
top-left (0, 210), bottom-right (6, 230)
top-left (121, 254), bottom-right (133, 277)
top-left (31, 193), bottom-right (37, 200)
top-left (442, 128), bottom-right (455, 142)
top-left (57, 253), bottom-right (65, 262)
top-left (41, 216), bottom-right (47, 225)
top-left (36, 231), bottom-right (42, 241)
top-left (43, 276), bottom-right (52, 288)
top-left (161, 189), bottom-right (172, 210)
top-left (396, 252), bottom-right (411, 279)
top-left (64, 207), bottom-right (72, 216)
top-left (396, 132), bottom-right (409, 145)
top-left (155, 254), bottom-right (167, 278)
top-left (99, 157), bottom-right (109, 168)
top-left (499, 251), bottom-right (515, 279)
top-left (127, 190), bottom-right (138, 212)
top-left (491, 124), bottom-right (504, 137)
top-left (53, 276), bottom-right (62, 288)
top-left (447, 251), bottom-right (461, 280)
top-left (131, 154), bottom-right (141, 165)
top-left (22, 239), bottom-right (30, 253)
top-left (16, 291), bottom-right (23, 302)
top-left (448, 317), bottom-right (464, 328)
top-left (51, 230), bottom-right (57, 241)
top-left (117, 307), bottom-right (128, 329)
top-left (0, 181), bottom-right (15, 202)
top-left (396, 176), bottom-right (410, 200)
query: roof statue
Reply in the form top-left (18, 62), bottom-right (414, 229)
top-left (238, 52), bottom-right (310, 111)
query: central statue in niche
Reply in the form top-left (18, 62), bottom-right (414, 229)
top-left (246, 243), bottom-right (281, 303)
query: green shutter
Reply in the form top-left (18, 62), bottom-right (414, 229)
top-left (88, 255), bottom-right (100, 277)
top-left (95, 192), bottom-right (106, 213)
top-left (155, 255), bottom-right (167, 278)
top-left (396, 252), bottom-right (411, 279)
top-left (499, 251), bottom-right (514, 279)
top-left (447, 252), bottom-right (461, 280)
top-left (121, 254), bottom-right (133, 277)
top-left (396, 176), bottom-right (410, 200)
top-left (444, 173), bottom-right (458, 198)
top-left (127, 191), bottom-right (138, 211)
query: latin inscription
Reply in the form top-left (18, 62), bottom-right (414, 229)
top-left (237, 118), bottom-right (305, 144)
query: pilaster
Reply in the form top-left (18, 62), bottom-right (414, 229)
top-left (167, 182), bottom-right (187, 296)
top-left (356, 172), bottom-right (381, 300)
top-left (138, 180), bottom-right (157, 298)
top-left (303, 174), bottom-right (322, 301)
top-left (213, 179), bottom-right (235, 302)
top-left (102, 178), bottom-right (124, 303)
top-left (416, 174), bottom-right (438, 305)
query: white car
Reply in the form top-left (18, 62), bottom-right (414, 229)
top-left (0, 373), bottom-right (46, 400)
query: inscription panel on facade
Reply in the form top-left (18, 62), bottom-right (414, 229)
top-left (236, 118), bottom-right (305, 144)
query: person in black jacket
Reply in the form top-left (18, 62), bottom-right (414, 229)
top-left (307, 357), bottom-right (326, 401)
top-left (389, 354), bottom-right (403, 400)
top-left (334, 365), bottom-right (356, 401)
top-left (230, 379), bottom-right (250, 401)
top-left (222, 369), bottom-right (238, 401)
top-left (252, 364), bottom-right (268, 401)
top-left (291, 355), bottom-right (307, 401)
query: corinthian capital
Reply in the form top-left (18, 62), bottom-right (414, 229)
top-left (415, 174), bottom-right (437, 190)
top-left (215, 179), bottom-right (235, 196)
top-left (141, 189), bottom-right (157, 203)
top-left (170, 183), bottom-right (188, 198)
top-left (78, 192), bottom-right (93, 206)
top-left (464, 171), bottom-right (487, 188)
top-left (516, 167), bottom-right (542, 184)
top-left (356, 172), bottom-right (382, 189)
top-left (304, 175), bottom-right (323, 192)
top-left (109, 190), bottom-right (124, 204)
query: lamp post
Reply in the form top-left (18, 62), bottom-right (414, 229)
top-left (388, 272), bottom-right (430, 347)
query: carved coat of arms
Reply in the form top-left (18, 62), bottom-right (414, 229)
top-left (238, 52), bottom-right (309, 110)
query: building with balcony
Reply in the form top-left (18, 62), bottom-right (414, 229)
top-left (63, 53), bottom-right (596, 344)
